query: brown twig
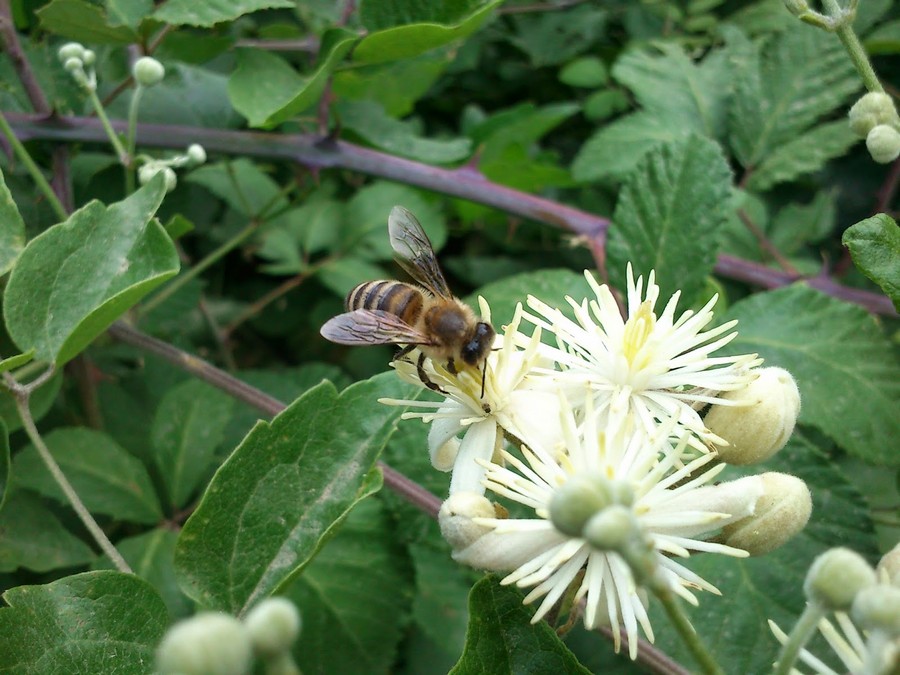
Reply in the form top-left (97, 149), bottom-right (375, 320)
top-left (0, 0), bottom-right (50, 114)
top-left (736, 209), bottom-right (799, 275)
top-left (106, 320), bottom-right (444, 518)
top-left (223, 269), bottom-right (315, 338)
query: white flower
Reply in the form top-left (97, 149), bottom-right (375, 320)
top-left (442, 398), bottom-right (763, 659)
top-left (380, 300), bottom-right (561, 495)
top-left (523, 265), bottom-right (762, 447)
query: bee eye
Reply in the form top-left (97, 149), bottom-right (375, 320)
top-left (461, 323), bottom-right (495, 365)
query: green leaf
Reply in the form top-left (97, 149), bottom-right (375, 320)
top-left (151, 380), bottom-right (234, 510)
top-left (0, 372), bottom-right (62, 433)
top-left (769, 191), bottom-right (836, 254)
top-left (340, 100), bottom-right (472, 164)
top-left (651, 430), bottom-right (879, 673)
top-left (0, 350), bottom-right (34, 375)
top-left (865, 18), bottom-right (900, 54)
top-left (354, 0), bottom-right (503, 65)
top-left (559, 56), bottom-right (608, 88)
top-left (507, 4), bottom-right (608, 67)
top-left (287, 498), bottom-right (412, 675)
top-left (174, 372), bottom-right (420, 615)
top-left (37, 0), bottom-right (137, 43)
top-left (476, 269), bottom-right (593, 329)
top-left (723, 285), bottom-right (900, 465)
top-left (154, 0), bottom-right (293, 27)
top-left (471, 103), bottom-right (580, 165)
top-left (0, 419), bottom-right (8, 512)
top-left (0, 167), bottom-right (25, 277)
top-left (0, 570), bottom-right (168, 673)
top-left (13, 427), bottom-right (163, 524)
top-left (228, 31), bottom-right (358, 128)
top-left (93, 529), bottom-right (193, 620)
top-left (257, 199), bottom-right (343, 274)
top-left (3, 178), bottom-right (177, 365)
top-left (747, 120), bottom-right (857, 191)
top-left (842, 214), bottom-right (900, 310)
top-left (317, 256), bottom-right (387, 298)
top-left (186, 158), bottom-right (287, 218)
top-left (450, 576), bottom-right (592, 674)
top-left (105, 0), bottom-right (152, 29)
top-left (607, 134), bottom-right (733, 306)
top-left (0, 491), bottom-right (94, 572)
top-left (583, 89), bottom-right (630, 121)
top-left (725, 24), bottom-right (860, 168)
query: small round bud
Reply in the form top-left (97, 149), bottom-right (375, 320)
top-left (133, 56), bottom-right (166, 87)
top-left (849, 92), bottom-right (899, 138)
top-left (244, 597), bottom-right (302, 657)
top-left (57, 42), bottom-right (85, 63)
top-left (138, 163), bottom-right (159, 186)
top-left (705, 367), bottom-right (801, 465)
top-left (851, 585), bottom-right (900, 635)
top-left (721, 472), bottom-right (811, 556)
top-left (187, 143), bottom-right (207, 165)
top-left (548, 473), bottom-right (616, 537)
top-left (866, 125), bottom-right (900, 164)
top-left (161, 166), bottom-right (177, 192)
top-left (63, 57), bottom-right (83, 74)
top-left (804, 547), bottom-right (876, 611)
top-left (439, 492), bottom-right (495, 551)
top-left (156, 612), bottom-right (253, 675)
top-left (81, 49), bottom-right (95, 67)
top-left (583, 505), bottom-right (638, 551)
top-left (877, 543), bottom-right (900, 586)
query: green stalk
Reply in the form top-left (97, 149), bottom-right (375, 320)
top-left (86, 87), bottom-right (129, 165)
top-left (125, 84), bottom-right (144, 194)
top-left (773, 603), bottom-right (824, 675)
top-left (655, 586), bottom-right (724, 675)
top-left (822, 0), bottom-right (884, 92)
top-left (0, 110), bottom-right (67, 221)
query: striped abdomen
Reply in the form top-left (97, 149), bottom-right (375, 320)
top-left (346, 280), bottom-right (424, 326)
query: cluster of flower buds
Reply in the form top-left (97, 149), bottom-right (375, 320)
top-left (57, 42), bottom-right (97, 92)
top-left (849, 92), bottom-right (900, 164)
top-left (137, 143), bottom-right (207, 193)
top-left (781, 0), bottom-right (858, 31)
top-left (156, 597), bottom-right (302, 675)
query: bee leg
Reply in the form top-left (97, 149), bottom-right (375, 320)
top-left (417, 352), bottom-right (448, 395)
top-left (394, 344), bottom-right (416, 362)
top-left (446, 357), bottom-right (458, 375)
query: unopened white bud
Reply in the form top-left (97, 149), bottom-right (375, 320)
top-left (244, 597), bottom-right (302, 658)
top-left (187, 143), bottom-right (207, 165)
top-left (804, 547), bottom-right (876, 611)
top-left (81, 49), bottom-right (95, 67)
top-left (849, 92), bottom-right (899, 138)
top-left (439, 492), bottom-right (495, 551)
top-left (133, 56), bottom-right (166, 87)
top-left (877, 543), bottom-right (900, 586)
top-left (705, 367), bottom-right (800, 465)
top-left (57, 42), bottom-right (85, 63)
top-left (161, 167), bottom-right (177, 192)
top-left (138, 164), bottom-right (158, 185)
top-left (721, 472), bottom-right (811, 556)
top-left (63, 57), bottom-right (83, 74)
top-left (156, 612), bottom-right (253, 675)
top-left (866, 125), bottom-right (900, 164)
top-left (851, 585), bottom-right (900, 635)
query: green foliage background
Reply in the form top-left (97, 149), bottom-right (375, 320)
top-left (0, 0), bottom-right (897, 673)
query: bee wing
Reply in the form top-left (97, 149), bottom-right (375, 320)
top-left (320, 309), bottom-right (435, 346)
top-left (388, 206), bottom-right (452, 299)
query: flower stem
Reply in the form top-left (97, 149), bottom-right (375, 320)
top-left (655, 585), bottom-right (724, 675)
top-left (125, 84), bottom-right (144, 193)
top-left (0, 110), bottom-right (67, 221)
top-left (86, 87), bottom-right (129, 166)
top-left (773, 603), bottom-right (824, 675)
top-left (822, 0), bottom-right (884, 93)
top-left (4, 370), bottom-right (132, 574)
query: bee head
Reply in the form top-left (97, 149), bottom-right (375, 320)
top-left (460, 322), bottom-right (495, 366)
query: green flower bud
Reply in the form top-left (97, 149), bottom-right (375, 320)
top-left (721, 472), bottom-right (811, 556)
top-left (63, 57), bottom-right (83, 74)
top-left (849, 92), bottom-right (899, 138)
top-left (244, 597), bottom-right (302, 658)
top-left (57, 42), bottom-right (85, 63)
top-left (161, 166), bottom-right (177, 192)
top-left (139, 164), bottom-right (178, 193)
top-left (439, 492), bottom-right (495, 551)
top-left (81, 49), bottom-right (96, 67)
top-left (705, 367), bottom-right (800, 465)
top-left (804, 547), bottom-right (876, 611)
top-left (548, 473), bottom-right (619, 537)
top-left (156, 612), bottom-right (253, 675)
top-left (583, 504), bottom-right (638, 551)
top-left (133, 56), bottom-right (166, 87)
top-left (866, 125), bottom-right (900, 164)
top-left (877, 543), bottom-right (900, 586)
top-left (852, 585), bottom-right (900, 636)
top-left (187, 143), bottom-right (207, 165)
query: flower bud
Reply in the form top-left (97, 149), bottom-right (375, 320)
top-left (704, 367), bottom-right (800, 465)
top-left (851, 585), bottom-right (900, 636)
top-left (57, 42), bottom-right (85, 63)
top-left (720, 472), bottom-right (811, 556)
top-left (187, 143), bottom-right (207, 165)
top-left (81, 49), bottom-right (95, 67)
top-left (161, 166), bottom-right (177, 192)
top-left (782, 0), bottom-right (810, 16)
top-left (849, 92), bottom-right (899, 138)
top-left (133, 56), bottom-right (166, 87)
top-left (244, 597), bottom-right (302, 658)
top-left (156, 612), bottom-right (253, 675)
top-left (548, 473), bottom-right (619, 537)
top-left (63, 57), bottom-right (83, 74)
top-left (583, 504), bottom-right (638, 551)
top-left (804, 548), bottom-right (876, 611)
top-left (866, 125), bottom-right (900, 164)
top-left (439, 492), bottom-right (495, 551)
top-left (877, 543), bottom-right (900, 586)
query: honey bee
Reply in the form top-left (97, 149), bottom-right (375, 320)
top-left (320, 206), bottom-right (495, 394)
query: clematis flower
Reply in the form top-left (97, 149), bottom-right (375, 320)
top-left (440, 398), bottom-right (766, 659)
top-left (380, 299), bottom-right (561, 495)
top-left (523, 265), bottom-right (763, 448)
